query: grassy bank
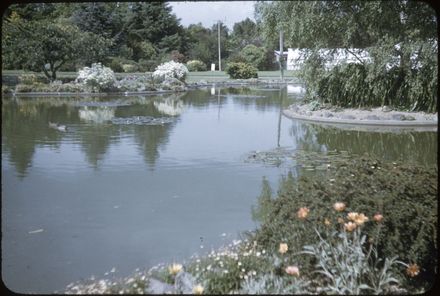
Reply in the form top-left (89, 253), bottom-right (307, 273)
top-left (2, 70), bottom-right (299, 86)
top-left (64, 153), bottom-right (437, 294)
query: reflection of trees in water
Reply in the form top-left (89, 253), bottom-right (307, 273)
top-left (178, 87), bottom-right (296, 112)
top-left (304, 124), bottom-right (437, 165)
top-left (289, 121), bottom-right (327, 153)
top-left (1, 99), bottom-right (77, 178)
top-left (132, 123), bottom-right (176, 169)
top-left (77, 124), bottom-right (120, 169)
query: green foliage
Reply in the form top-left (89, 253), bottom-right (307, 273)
top-left (251, 177), bottom-right (272, 223)
top-left (186, 60), bottom-right (207, 72)
top-left (225, 62), bottom-right (258, 79)
top-left (302, 228), bottom-right (402, 294)
top-left (2, 14), bottom-right (112, 81)
top-left (252, 155), bottom-right (437, 291)
top-left (18, 73), bottom-right (41, 85)
top-left (239, 273), bottom-right (310, 294)
top-left (108, 58), bottom-right (124, 73)
top-left (239, 44), bottom-right (268, 70)
top-left (256, 1), bottom-right (438, 112)
top-left (122, 63), bottom-right (139, 73)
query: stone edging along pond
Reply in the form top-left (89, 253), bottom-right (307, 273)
top-left (283, 103), bottom-right (438, 131)
top-left (5, 79), bottom-right (298, 97)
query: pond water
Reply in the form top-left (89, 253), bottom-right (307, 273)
top-left (1, 86), bottom-right (437, 293)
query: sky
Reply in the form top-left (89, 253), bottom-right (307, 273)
top-left (169, 1), bottom-right (256, 30)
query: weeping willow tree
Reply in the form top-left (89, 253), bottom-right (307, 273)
top-left (255, 1), bottom-right (437, 112)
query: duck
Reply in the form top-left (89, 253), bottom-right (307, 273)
top-left (49, 121), bottom-right (67, 132)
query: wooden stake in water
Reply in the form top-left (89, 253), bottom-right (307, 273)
top-left (218, 21), bottom-right (222, 72)
top-left (279, 30), bottom-right (284, 81)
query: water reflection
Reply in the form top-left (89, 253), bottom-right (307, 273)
top-left (292, 123), bottom-right (437, 166)
top-left (2, 87), bottom-right (437, 293)
top-left (78, 107), bottom-right (115, 123)
top-left (1, 99), bottom-right (77, 177)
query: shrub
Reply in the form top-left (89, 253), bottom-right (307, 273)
top-left (15, 82), bottom-right (52, 92)
top-left (302, 227), bottom-right (403, 294)
top-left (115, 75), bottom-right (156, 92)
top-left (186, 60), bottom-right (207, 72)
top-left (109, 59), bottom-right (124, 73)
top-left (53, 82), bottom-right (84, 93)
top-left (138, 59), bottom-right (158, 72)
top-left (122, 63), bottom-right (139, 73)
top-left (18, 73), bottom-right (41, 85)
top-left (152, 61), bottom-right (188, 83)
top-left (252, 154), bottom-right (437, 291)
top-left (76, 63), bottom-right (116, 92)
top-left (225, 62), bottom-right (258, 79)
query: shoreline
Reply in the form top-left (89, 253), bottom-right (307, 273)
top-left (2, 79), bottom-right (298, 97)
top-left (283, 103), bottom-right (438, 131)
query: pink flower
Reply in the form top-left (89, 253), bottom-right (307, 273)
top-left (333, 202), bottom-right (346, 212)
top-left (285, 265), bottom-right (300, 276)
top-left (297, 207), bottom-right (310, 219)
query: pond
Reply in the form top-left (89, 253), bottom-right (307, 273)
top-left (1, 86), bottom-right (437, 293)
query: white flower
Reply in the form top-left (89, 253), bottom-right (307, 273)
top-left (76, 63), bottom-right (115, 92)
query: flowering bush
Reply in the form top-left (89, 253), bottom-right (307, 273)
top-left (152, 61), bottom-right (188, 83)
top-left (76, 63), bottom-right (116, 92)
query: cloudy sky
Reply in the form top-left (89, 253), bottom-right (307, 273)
top-left (169, 1), bottom-right (256, 29)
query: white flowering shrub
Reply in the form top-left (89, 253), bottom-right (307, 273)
top-left (76, 63), bottom-right (116, 92)
top-left (152, 61), bottom-right (188, 83)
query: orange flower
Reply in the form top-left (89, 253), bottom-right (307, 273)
top-left (354, 213), bottom-right (369, 226)
top-left (373, 213), bottom-right (384, 223)
top-left (406, 264), bottom-right (420, 277)
top-left (347, 212), bottom-right (359, 221)
top-left (324, 218), bottom-right (331, 226)
top-left (333, 202), bottom-right (346, 212)
top-left (279, 243), bottom-right (288, 254)
top-left (285, 265), bottom-right (300, 276)
top-left (297, 207), bottom-right (310, 219)
top-left (344, 221), bottom-right (357, 232)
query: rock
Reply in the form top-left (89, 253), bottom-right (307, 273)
top-left (323, 112), bottom-right (334, 118)
top-left (340, 114), bottom-right (356, 120)
top-left (402, 115), bottom-right (416, 121)
top-left (382, 105), bottom-right (393, 112)
top-left (147, 278), bottom-right (174, 294)
top-left (175, 272), bottom-right (196, 294)
top-left (391, 114), bottom-right (405, 121)
top-left (365, 115), bottom-right (381, 120)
